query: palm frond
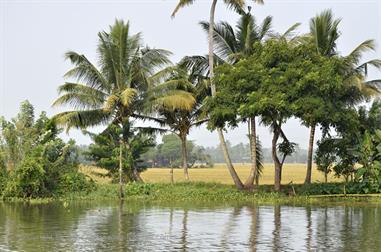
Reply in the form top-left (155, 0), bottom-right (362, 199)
top-left (259, 16), bottom-right (273, 39)
top-left (148, 66), bottom-right (179, 85)
top-left (139, 48), bottom-right (173, 74)
top-left (171, 0), bottom-right (196, 17)
top-left (200, 21), bottom-right (237, 62)
top-left (52, 82), bottom-right (106, 109)
top-left (346, 39), bottom-right (376, 66)
top-left (53, 109), bottom-right (111, 131)
top-left (132, 113), bottom-right (167, 126)
top-left (190, 119), bottom-right (209, 127)
top-left (64, 51), bottom-right (109, 91)
top-left (310, 9), bottom-right (341, 56)
top-left (223, 0), bottom-right (246, 14)
top-left (179, 55), bottom-right (209, 76)
top-left (280, 23), bottom-right (301, 41)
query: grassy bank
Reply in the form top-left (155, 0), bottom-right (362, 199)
top-left (4, 181), bottom-right (378, 205)
top-left (3, 165), bottom-right (379, 204)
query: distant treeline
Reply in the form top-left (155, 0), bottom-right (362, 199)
top-left (77, 140), bottom-right (308, 166)
top-left (204, 142), bottom-right (308, 164)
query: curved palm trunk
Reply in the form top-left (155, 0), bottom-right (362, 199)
top-left (272, 128), bottom-right (282, 192)
top-left (245, 117), bottom-right (257, 189)
top-left (305, 124), bottom-right (316, 184)
top-left (180, 134), bottom-right (190, 180)
top-left (218, 130), bottom-right (244, 190)
top-left (208, 0), bottom-right (243, 190)
top-left (119, 139), bottom-right (124, 199)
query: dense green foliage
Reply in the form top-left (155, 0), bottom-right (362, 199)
top-left (0, 102), bottom-right (95, 198)
top-left (86, 122), bottom-right (155, 182)
top-left (315, 101), bottom-right (381, 192)
top-left (209, 39), bottom-right (358, 191)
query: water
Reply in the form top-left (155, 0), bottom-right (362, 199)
top-left (0, 201), bottom-right (380, 251)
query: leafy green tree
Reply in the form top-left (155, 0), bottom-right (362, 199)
top-left (86, 122), bottom-right (154, 182)
top-left (214, 39), bottom-right (350, 191)
top-left (353, 130), bottom-right (381, 187)
top-left (158, 134), bottom-right (183, 183)
top-left (171, 0), bottom-right (264, 190)
top-left (315, 135), bottom-right (336, 183)
top-left (0, 100), bottom-right (36, 170)
top-left (200, 11), bottom-right (270, 189)
top-left (327, 101), bottom-right (381, 181)
top-left (303, 9), bottom-right (381, 184)
top-left (0, 102), bottom-right (92, 198)
top-left (201, 11), bottom-right (299, 189)
top-left (53, 20), bottom-right (194, 198)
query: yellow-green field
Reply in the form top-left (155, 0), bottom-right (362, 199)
top-left (81, 163), bottom-right (341, 185)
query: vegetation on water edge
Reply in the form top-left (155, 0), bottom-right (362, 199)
top-left (2, 6), bottom-right (381, 199)
top-left (3, 182), bottom-right (381, 205)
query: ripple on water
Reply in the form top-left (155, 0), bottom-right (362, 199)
top-left (0, 202), bottom-right (380, 251)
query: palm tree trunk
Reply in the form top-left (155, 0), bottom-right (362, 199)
top-left (132, 168), bottom-right (143, 182)
top-left (119, 139), bottom-right (124, 199)
top-left (208, 0), bottom-right (243, 190)
top-left (181, 134), bottom-right (190, 180)
top-left (218, 130), bottom-right (244, 190)
top-left (169, 158), bottom-right (174, 184)
top-left (245, 117), bottom-right (257, 189)
top-left (305, 124), bottom-right (316, 184)
top-left (272, 128), bottom-right (282, 192)
top-left (208, 0), bottom-right (217, 96)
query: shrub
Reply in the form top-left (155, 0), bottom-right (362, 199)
top-left (0, 168), bottom-right (8, 195)
top-left (4, 157), bottom-right (46, 198)
top-left (58, 172), bottom-right (96, 194)
top-left (125, 183), bottom-right (156, 196)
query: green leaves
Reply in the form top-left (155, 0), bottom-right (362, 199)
top-left (54, 20), bottom-right (185, 132)
top-left (309, 9), bottom-right (341, 56)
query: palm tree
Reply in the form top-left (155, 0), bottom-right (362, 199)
top-left (53, 20), bottom-right (195, 198)
top-left (136, 58), bottom-right (210, 180)
top-left (172, 0), bottom-right (264, 190)
top-left (304, 9), bottom-right (381, 184)
top-left (201, 12), bottom-right (300, 189)
top-left (200, 11), bottom-right (272, 188)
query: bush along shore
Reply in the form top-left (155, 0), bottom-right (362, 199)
top-left (2, 182), bottom-right (381, 204)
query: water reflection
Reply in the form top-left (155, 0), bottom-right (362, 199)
top-left (0, 202), bottom-right (380, 251)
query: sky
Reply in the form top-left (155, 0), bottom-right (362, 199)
top-left (1, 0), bottom-right (381, 149)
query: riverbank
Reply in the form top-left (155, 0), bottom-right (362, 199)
top-left (2, 182), bottom-right (381, 205)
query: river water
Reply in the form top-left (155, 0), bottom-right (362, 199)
top-left (0, 201), bottom-right (380, 251)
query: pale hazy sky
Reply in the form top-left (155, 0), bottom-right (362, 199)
top-left (1, 0), bottom-right (381, 148)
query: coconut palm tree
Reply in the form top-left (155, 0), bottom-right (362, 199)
top-left (172, 0), bottom-right (264, 190)
top-left (52, 20), bottom-right (195, 198)
top-left (200, 11), bottom-right (272, 188)
top-left (304, 9), bottom-right (381, 184)
top-left (136, 58), bottom-right (210, 181)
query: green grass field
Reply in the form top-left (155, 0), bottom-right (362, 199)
top-left (81, 163), bottom-right (341, 185)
